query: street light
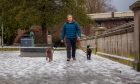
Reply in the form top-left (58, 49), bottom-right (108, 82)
top-left (1, 23), bottom-right (3, 48)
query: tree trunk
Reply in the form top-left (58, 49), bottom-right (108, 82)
top-left (41, 22), bottom-right (48, 46)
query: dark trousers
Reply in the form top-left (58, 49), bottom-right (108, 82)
top-left (66, 38), bottom-right (76, 59)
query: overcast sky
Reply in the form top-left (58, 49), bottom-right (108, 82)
top-left (111, 0), bottom-right (137, 12)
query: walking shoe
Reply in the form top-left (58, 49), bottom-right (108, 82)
top-left (73, 57), bottom-right (76, 60)
top-left (67, 59), bottom-right (70, 61)
top-left (67, 58), bottom-right (70, 61)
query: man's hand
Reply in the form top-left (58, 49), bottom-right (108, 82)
top-left (61, 40), bottom-right (64, 43)
top-left (77, 37), bottom-right (81, 47)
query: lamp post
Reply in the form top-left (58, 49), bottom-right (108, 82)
top-left (1, 23), bottom-right (3, 48)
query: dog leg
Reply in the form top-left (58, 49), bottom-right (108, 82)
top-left (49, 58), bottom-right (51, 62)
top-left (46, 57), bottom-right (48, 61)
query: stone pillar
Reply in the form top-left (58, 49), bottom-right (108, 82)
top-left (130, 0), bottom-right (140, 71)
top-left (47, 35), bottom-right (52, 45)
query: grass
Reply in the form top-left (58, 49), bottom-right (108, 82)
top-left (0, 48), bottom-right (19, 51)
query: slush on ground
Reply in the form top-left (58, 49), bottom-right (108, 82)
top-left (0, 50), bottom-right (140, 84)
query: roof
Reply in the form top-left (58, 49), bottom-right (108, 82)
top-left (87, 11), bottom-right (134, 20)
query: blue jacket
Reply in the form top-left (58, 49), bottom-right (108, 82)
top-left (61, 21), bottom-right (81, 40)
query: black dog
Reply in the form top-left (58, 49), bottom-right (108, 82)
top-left (86, 45), bottom-right (92, 60)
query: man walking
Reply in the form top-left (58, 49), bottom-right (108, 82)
top-left (61, 14), bottom-right (81, 61)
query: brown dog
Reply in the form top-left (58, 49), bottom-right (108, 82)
top-left (46, 47), bottom-right (53, 62)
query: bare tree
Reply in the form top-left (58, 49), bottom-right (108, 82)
top-left (85, 0), bottom-right (117, 13)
